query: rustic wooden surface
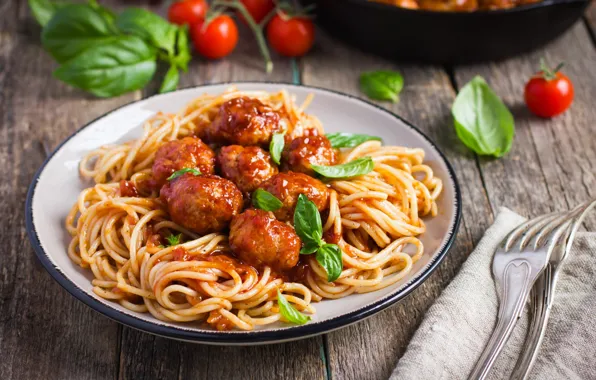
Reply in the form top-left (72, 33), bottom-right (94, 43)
top-left (0, 0), bottom-right (594, 379)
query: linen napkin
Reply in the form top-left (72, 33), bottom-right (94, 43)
top-left (390, 207), bottom-right (596, 380)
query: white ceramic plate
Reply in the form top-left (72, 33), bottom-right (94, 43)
top-left (26, 83), bottom-right (461, 345)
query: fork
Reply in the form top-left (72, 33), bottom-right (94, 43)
top-left (510, 199), bottom-right (596, 380)
top-left (467, 210), bottom-right (578, 380)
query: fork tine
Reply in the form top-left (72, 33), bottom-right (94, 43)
top-left (502, 213), bottom-right (558, 252)
top-left (529, 213), bottom-right (577, 251)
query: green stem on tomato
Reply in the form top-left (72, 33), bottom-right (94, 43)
top-left (213, 0), bottom-right (273, 73)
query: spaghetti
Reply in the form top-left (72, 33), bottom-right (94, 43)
top-left (66, 88), bottom-right (442, 330)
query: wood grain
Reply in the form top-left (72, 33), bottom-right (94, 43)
top-left (301, 30), bottom-right (493, 380)
top-left (453, 22), bottom-right (596, 229)
top-left (0, 1), bottom-right (142, 379)
top-left (117, 6), bottom-right (326, 380)
top-left (586, 2), bottom-right (596, 37)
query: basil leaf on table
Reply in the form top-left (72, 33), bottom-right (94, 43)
top-left (54, 35), bottom-right (157, 98)
top-left (167, 168), bottom-right (201, 181)
top-left (269, 131), bottom-right (285, 165)
top-left (326, 133), bottom-right (383, 148)
top-left (277, 290), bottom-right (310, 325)
top-left (172, 25), bottom-right (191, 72)
top-left (452, 76), bottom-right (515, 158)
top-left (252, 188), bottom-right (283, 212)
top-left (42, 4), bottom-right (118, 63)
top-left (159, 65), bottom-right (179, 94)
top-left (28, 0), bottom-right (69, 27)
top-left (115, 8), bottom-right (178, 56)
top-left (293, 194), bottom-right (322, 247)
top-left (311, 157), bottom-right (374, 179)
top-left (359, 70), bottom-right (404, 102)
top-left (316, 244), bottom-right (343, 282)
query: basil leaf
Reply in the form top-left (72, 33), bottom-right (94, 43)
top-left (359, 70), bottom-right (404, 102)
top-left (116, 8), bottom-right (178, 56)
top-left (277, 290), bottom-right (310, 325)
top-left (293, 194), bottom-right (322, 247)
top-left (252, 189), bottom-right (283, 211)
top-left (172, 25), bottom-right (191, 72)
top-left (311, 157), bottom-right (374, 179)
top-left (300, 242), bottom-right (320, 255)
top-left (54, 35), bottom-right (156, 98)
top-left (42, 4), bottom-right (118, 63)
top-left (316, 244), bottom-right (343, 282)
top-left (167, 168), bottom-right (201, 181)
top-left (165, 233), bottom-right (182, 246)
top-left (159, 65), bottom-right (179, 94)
top-left (326, 133), bottom-right (383, 148)
top-left (28, 0), bottom-right (69, 27)
top-left (88, 0), bottom-right (116, 27)
top-left (269, 131), bottom-right (285, 165)
top-left (452, 76), bottom-right (515, 158)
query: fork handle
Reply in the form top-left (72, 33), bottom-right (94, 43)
top-left (468, 259), bottom-right (536, 380)
top-left (510, 266), bottom-right (557, 380)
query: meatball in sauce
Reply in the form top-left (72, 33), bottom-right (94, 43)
top-left (207, 97), bottom-right (283, 146)
top-left (229, 209), bottom-right (300, 272)
top-left (152, 137), bottom-right (216, 188)
top-left (217, 145), bottom-right (278, 193)
top-left (259, 172), bottom-right (329, 222)
top-left (160, 174), bottom-right (243, 235)
top-left (283, 135), bottom-right (337, 176)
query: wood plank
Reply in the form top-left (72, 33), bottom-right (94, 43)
top-left (586, 2), bottom-right (596, 38)
top-left (301, 30), bottom-right (493, 380)
top-left (117, 7), bottom-right (327, 380)
top-left (0, 1), bottom-right (140, 379)
top-left (453, 22), bottom-right (596, 229)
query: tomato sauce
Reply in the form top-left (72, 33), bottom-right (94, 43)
top-left (119, 180), bottom-right (139, 197)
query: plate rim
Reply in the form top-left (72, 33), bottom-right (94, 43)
top-left (25, 82), bottom-right (462, 344)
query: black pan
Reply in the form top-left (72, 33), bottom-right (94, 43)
top-left (314, 0), bottom-right (590, 64)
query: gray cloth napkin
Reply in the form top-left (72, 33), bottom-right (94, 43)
top-left (390, 208), bottom-right (596, 380)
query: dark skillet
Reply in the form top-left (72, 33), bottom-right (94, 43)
top-left (313, 0), bottom-right (590, 64)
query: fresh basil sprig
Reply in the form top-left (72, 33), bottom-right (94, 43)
top-left (29, 0), bottom-right (68, 27)
top-left (269, 131), bottom-right (285, 165)
top-left (54, 35), bottom-right (157, 98)
top-left (252, 189), bottom-right (283, 212)
top-left (167, 168), bottom-right (201, 181)
top-left (31, 1), bottom-right (191, 97)
top-left (293, 194), bottom-right (343, 282)
top-left (452, 76), bottom-right (515, 158)
top-left (277, 290), bottom-right (310, 325)
top-left (311, 157), bottom-right (374, 179)
top-left (326, 133), bottom-right (382, 148)
top-left (359, 70), bottom-right (404, 103)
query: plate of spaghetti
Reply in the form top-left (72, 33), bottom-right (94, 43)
top-left (26, 83), bottom-right (461, 344)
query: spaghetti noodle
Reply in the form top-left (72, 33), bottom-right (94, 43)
top-left (66, 88), bottom-right (442, 330)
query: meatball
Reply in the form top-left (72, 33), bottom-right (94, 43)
top-left (206, 97), bottom-right (283, 146)
top-left (259, 172), bottom-right (329, 222)
top-left (229, 209), bottom-right (300, 271)
top-left (283, 135), bottom-right (338, 176)
top-left (160, 174), bottom-right (243, 235)
top-left (217, 145), bottom-right (278, 193)
top-left (152, 137), bottom-right (216, 187)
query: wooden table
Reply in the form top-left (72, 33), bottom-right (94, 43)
top-left (1, 0), bottom-right (595, 378)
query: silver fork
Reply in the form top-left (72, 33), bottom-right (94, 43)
top-left (510, 199), bottom-right (596, 380)
top-left (468, 210), bottom-right (578, 380)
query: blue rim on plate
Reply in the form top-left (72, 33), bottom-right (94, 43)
top-left (25, 83), bottom-right (462, 344)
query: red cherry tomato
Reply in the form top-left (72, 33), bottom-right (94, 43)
top-left (266, 13), bottom-right (315, 57)
top-left (238, 0), bottom-right (275, 24)
top-left (168, 0), bottom-right (208, 26)
top-left (191, 15), bottom-right (239, 60)
top-left (524, 64), bottom-right (574, 118)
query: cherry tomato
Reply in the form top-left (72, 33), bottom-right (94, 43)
top-left (168, 0), bottom-right (208, 26)
top-left (266, 13), bottom-right (315, 57)
top-left (238, 0), bottom-right (275, 24)
top-left (191, 15), bottom-right (239, 60)
top-left (524, 63), bottom-right (574, 118)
